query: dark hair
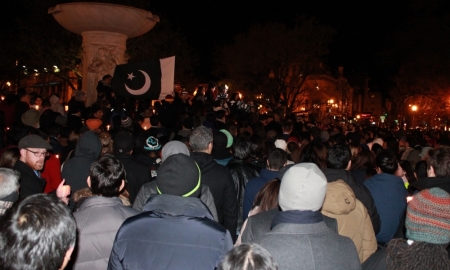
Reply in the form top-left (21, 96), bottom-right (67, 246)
top-left (371, 143), bottom-right (384, 156)
top-left (89, 155), bottom-right (125, 197)
top-left (233, 138), bottom-right (252, 160)
top-left (150, 114), bottom-right (160, 126)
top-left (386, 238), bottom-right (450, 270)
top-left (0, 194), bottom-right (76, 269)
top-left (215, 109), bottom-right (226, 119)
top-left (267, 148), bottom-right (287, 170)
top-left (299, 142), bottom-right (327, 168)
top-left (327, 144), bottom-right (351, 169)
top-left (414, 160), bottom-right (428, 180)
top-left (376, 150), bottom-right (398, 174)
top-left (218, 243), bottom-right (278, 270)
top-left (427, 146), bottom-right (450, 178)
top-left (252, 179), bottom-right (281, 211)
top-left (0, 147), bottom-right (20, 168)
top-left (102, 74), bottom-right (112, 80)
top-left (398, 160), bottom-right (417, 186)
top-left (350, 150), bottom-right (376, 179)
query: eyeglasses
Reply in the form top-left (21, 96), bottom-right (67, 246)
top-left (25, 149), bottom-right (49, 157)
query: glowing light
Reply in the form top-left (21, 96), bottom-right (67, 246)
top-left (239, 93), bottom-right (242, 99)
top-left (64, 105), bottom-right (69, 112)
top-left (106, 125), bottom-right (110, 131)
top-left (411, 105), bottom-right (418, 112)
top-left (356, 115), bottom-right (360, 119)
top-left (6, 82), bottom-right (11, 87)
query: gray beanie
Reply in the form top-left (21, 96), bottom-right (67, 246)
top-left (161, 141), bottom-right (190, 162)
top-left (279, 163), bottom-right (327, 211)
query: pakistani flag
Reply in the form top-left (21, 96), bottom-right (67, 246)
top-left (112, 56), bottom-right (175, 100)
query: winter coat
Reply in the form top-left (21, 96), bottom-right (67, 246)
top-left (72, 196), bottom-right (140, 270)
top-left (227, 159), bottom-right (261, 232)
top-left (190, 152), bottom-right (238, 238)
top-left (322, 180), bottom-right (377, 262)
top-left (410, 176), bottom-right (450, 194)
top-left (115, 153), bottom-right (152, 204)
top-left (364, 173), bottom-right (407, 243)
top-left (14, 160), bottom-right (46, 200)
top-left (42, 153), bottom-right (62, 194)
top-left (256, 221), bottom-right (361, 270)
top-left (321, 168), bottom-right (381, 235)
top-left (108, 194), bottom-right (233, 270)
top-left (242, 169), bottom-right (279, 220)
top-left (132, 180), bottom-right (219, 222)
top-left (62, 131), bottom-right (102, 208)
top-left (241, 208), bottom-right (338, 243)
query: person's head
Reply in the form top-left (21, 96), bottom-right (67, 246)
top-left (0, 168), bottom-right (20, 201)
top-left (113, 130), bottom-right (134, 155)
top-left (161, 141), bottom-right (190, 162)
top-left (102, 74), bottom-right (112, 84)
top-left (327, 144), bottom-right (352, 170)
top-left (180, 89), bottom-right (189, 101)
top-left (350, 149), bottom-right (376, 178)
top-left (298, 141), bottom-right (327, 168)
top-left (375, 150), bottom-right (398, 174)
top-left (99, 131), bottom-right (113, 156)
top-left (233, 137), bottom-right (252, 161)
top-left (405, 188), bottom-right (450, 244)
top-left (252, 179), bottom-right (281, 211)
top-left (371, 142), bottom-right (384, 156)
top-left (0, 147), bottom-right (20, 168)
top-left (218, 243), bottom-right (278, 270)
top-left (150, 114), bottom-right (160, 126)
top-left (279, 163), bottom-right (327, 212)
top-left (0, 194), bottom-right (76, 270)
top-left (396, 160), bottom-right (417, 185)
top-left (91, 104), bottom-right (103, 120)
top-left (267, 148), bottom-right (287, 171)
top-left (426, 146), bottom-right (450, 178)
top-left (414, 160), bottom-right (428, 180)
top-left (18, 134), bottom-right (52, 171)
top-left (156, 154), bottom-right (201, 198)
top-left (21, 109), bottom-right (40, 128)
top-left (88, 155), bottom-right (125, 197)
top-left (190, 125), bottom-right (213, 152)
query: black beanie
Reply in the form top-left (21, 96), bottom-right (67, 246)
top-left (156, 153), bottom-right (201, 197)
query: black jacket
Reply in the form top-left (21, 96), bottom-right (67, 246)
top-left (227, 159), bottom-right (261, 232)
top-left (108, 195), bottom-right (233, 270)
top-left (321, 168), bottom-right (381, 235)
top-left (14, 160), bottom-right (46, 200)
top-left (410, 176), bottom-right (450, 194)
top-left (241, 208), bottom-right (338, 243)
top-left (115, 153), bottom-right (152, 204)
top-left (190, 152), bottom-right (238, 238)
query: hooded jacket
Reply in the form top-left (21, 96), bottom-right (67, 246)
top-left (62, 131), bottom-right (102, 208)
top-left (321, 168), bottom-right (381, 235)
top-left (322, 180), bottom-right (377, 262)
top-left (108, 195), bottom-right (233, 270)
top-left (190, 152), bottom-right (238, 238)
top-left (132, 180), bottom-right (219, 222)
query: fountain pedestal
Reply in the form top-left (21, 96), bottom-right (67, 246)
top-left (49, 2), bottom-right (159, 105)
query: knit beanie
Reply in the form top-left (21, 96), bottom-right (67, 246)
top-left (144, 136), bottom-right (161, 151)
top-left (156, 154), bottom-right (201, 198)
top-left (279, 163), bottom-right (327, 211)
top-left (86, 119), bottom-right (102, 131)
top-left (212, 131), bottom-right (232, 160)
top-left (121, 116), bottom-right (132, 128)
top-left (405, 187), bottom-right (450, 244)
top-left (274, 139), bottom-right (287, 151)
top-left (161, 141), bottom-right (190, 162)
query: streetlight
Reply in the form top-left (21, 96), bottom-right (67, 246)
top-left (411, 105), bottom-right (418, 128)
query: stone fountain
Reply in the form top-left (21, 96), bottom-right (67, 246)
top-left (49, 2), bottom-right (159, 105)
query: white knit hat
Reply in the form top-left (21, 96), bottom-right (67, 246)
top-left (274, 139), bottom-right (287, 151)
top-left (279, 163), bottom-right (327, 211)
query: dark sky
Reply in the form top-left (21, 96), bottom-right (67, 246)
top-left (149, 0), bottom-right (409, 83)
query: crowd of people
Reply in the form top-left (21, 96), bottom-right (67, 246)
top-left (0, 81), bottom-right (449, 269)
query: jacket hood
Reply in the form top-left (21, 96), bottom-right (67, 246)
top-left (190, 152), bottom-right (216, 173)
top-left (75, 131), bottom-right (102, 158)
top-left (143, 194), bottom-right (214, 220)
top-left (49, 95), bottom-right (60, 104)
top-left (322, 180), bottom-right (356, 215)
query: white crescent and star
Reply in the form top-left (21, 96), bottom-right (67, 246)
top-left (125, 70), bottom-right (151, 95)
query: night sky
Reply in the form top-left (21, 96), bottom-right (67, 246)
top-left (149, 0), bottom-right (409, 85)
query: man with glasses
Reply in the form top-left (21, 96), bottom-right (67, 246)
top-left (13, 134), bottom-right (70, 202)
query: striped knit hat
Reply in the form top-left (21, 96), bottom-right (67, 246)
top-left (405, 188), bottom-right (450, 244)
